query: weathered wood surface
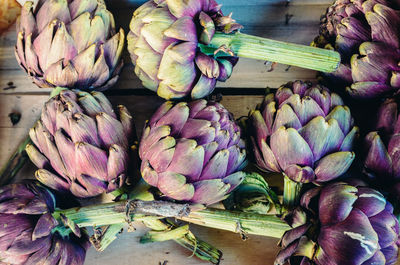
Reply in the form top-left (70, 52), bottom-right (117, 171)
top-left (0, 1), bottom-right (333, 264)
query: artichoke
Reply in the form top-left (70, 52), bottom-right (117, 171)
top-left (313, 0), bottom-right (400, 99)
top-left (15, 0), bottom-right (124, 90)
top-left (364, 97), bottom-right (400, 190)
top-left (128, 0), bottom-right (341, 100)
top-left (276, 181), bottom-right (400, 265)
top-left (0, 181), bottom-right (89, 265)
top-left (139, 99), bottom-right (247, 205)
top-left (26, 88), bottom-right (133, 198)
top-left (248, 81), bottom-right (358, 184)
top-left (127, 0), bottom-right (240, 100)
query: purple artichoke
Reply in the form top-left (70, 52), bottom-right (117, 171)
top-left (127, 0), bottom-right (240, 100)
top-left (26, 88), bottom-right (133, 198)
top-left (15, 0), bottom-right (124, 90)
top-left (0, 181), bottom-right (89, 265)
top-left (276, 181), bottom-right (400, 265)
top-left (313, 0), bottom-right (400, 98)
top-left (248, 81), bottom-right (358, 184)
top-left (139, 99), bottom-right (247, 205)
top-left (364, 98), bottom-right (400, 184)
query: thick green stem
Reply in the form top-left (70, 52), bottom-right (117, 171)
top-left (94, 182), bottom-right (222, 263)
top-left (178, 208), bottom-right (289, 239)
top-left (283, 174), bottom-right (303, 210)
top-left (55, 199), bottom-right (290, 239)
top-left (0, 87), bottom-right (66, 185)
top-left (207, 31), bottom-right (340, 73)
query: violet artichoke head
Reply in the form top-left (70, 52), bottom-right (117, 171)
top-left (26, 88), bottom-right (133, 198)
top-left (248, 81), bottom-right (358, 184)
top-left (313, 0), bottom-right (400, 99)
top-left (364, 98), bottom-right (400, 184)
top-left (276, 181), bottom-right (400, 265)
top-left (139, 99), bottom-right (247, 205)
top-left (15, 0), bottom-right (124, 90)
top-left (127, 0), bottom-right (240, 100)
top-left (0, 181), bottom-right (89, 265)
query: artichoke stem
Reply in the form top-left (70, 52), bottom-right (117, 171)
top-left (90, 224), bottom-right (124, 252)
top-left (142, 219), bottom-right (222, 264)
top-left (207, 31), bottom-right (341, 73)
top-left (0, 87), bottom-right (67, 185)
top-left (283, 174), bottom-right (303, 210)
top-left (54, 199), bottom-right (290, 239)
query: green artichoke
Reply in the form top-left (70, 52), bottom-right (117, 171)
top-left (313, 0), bottom-right (400, 98)
top-left (127, 0), bottom-right (240, 100)
top-left (15, 0), bottom-right (124, 90)
top-left (26, 89), bottom-right (133, 198)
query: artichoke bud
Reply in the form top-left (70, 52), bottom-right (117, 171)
top-left (0, 181), bottom-right (89, 265)
top-left (314, 0), bottom-right (400, 98)
top-left (27, 89), bottom-right (134, 198)
top-left (248, 80), bottom-right (358, 185)
top-left (223, 172), bottom-right (281, 214)
top-left (127, 0), bottom-right (242, 99)
top-left (276, 181), bottom-right (400, 265)
top-left (363, 97), bottom-right (400, 188)
top-left (15, 0), bottom-right (124, 91)
top-left (139, 99), bottom-right (247, 205)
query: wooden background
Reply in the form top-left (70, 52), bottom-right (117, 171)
top-left (0, 0), bottom-right (334, 264)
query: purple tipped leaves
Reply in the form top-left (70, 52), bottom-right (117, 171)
top-left (139, 99), bottom-right (246, 205)
top-left (15, 0), bottom-right (124, 90)
top-left (249, 81), bottom-right (358, 184)
top-left (27, 89), bottom-right (133, 198)
top-left (0, 181), bottom-right (89, 265)
top-left (127, 0), bottom-right (240, 99)
top-left (276, 182), bottom-right (400, 265)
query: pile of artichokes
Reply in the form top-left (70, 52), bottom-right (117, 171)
top-left (0, 0), bottom-right (399, 264)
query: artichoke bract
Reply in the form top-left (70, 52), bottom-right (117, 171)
top-left (139, 99), bottom-right (247, 205)
top-left (313, 0), bottom-right (400, 99)
top-left (249, 81), bottom-right (358, 184)
top-left (26, 88), bottom-right (133, 198)
top-left (128, 0), bottom-right (341, 100)
top-left (275, 181), bottom-right (400, 265)
top-left (127, 0), bottom-right (240, 100)
top-left (15, 0), bottom-right (124, 90)
top-left (0, 181), bottom-right (89, 265)
top-left (364, 98), bottom-right (400, 184)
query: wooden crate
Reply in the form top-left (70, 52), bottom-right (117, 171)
top-left (0, 1), bottom-right (333, 264)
